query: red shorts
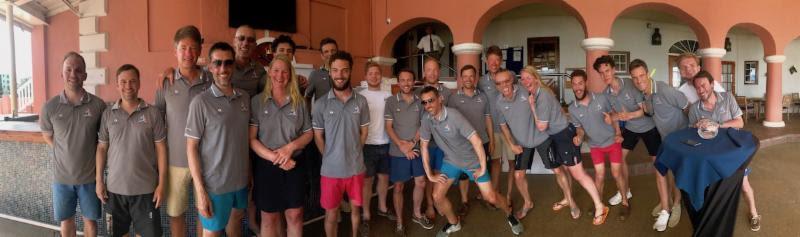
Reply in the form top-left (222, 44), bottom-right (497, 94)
top-left (320, 173), bottom-right (365, 210)
top-left (589, 143), bottom-right (623, 165)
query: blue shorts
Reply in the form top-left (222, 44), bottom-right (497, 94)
top-left (428, 146), bottom-right (445, 171)
top-left (52, 182), bottom-right (102, 222)
top-left (389, 156), bottom-right (425, 183)
top-left (440, 162), bottom-right (490, 183)
top-left (200, 187), bottom-right (248, 231)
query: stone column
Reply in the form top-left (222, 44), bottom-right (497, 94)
top-left (763, 55), bottom-right (786, 127)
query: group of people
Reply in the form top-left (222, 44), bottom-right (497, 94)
top-left (40, 23), bottom-right (761, 237)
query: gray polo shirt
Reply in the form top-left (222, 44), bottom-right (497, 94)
top-left (40, 91), bottom-right (107, 185)
top-left (98, 100), bottom-right (166, 195)
top-left (250, 93), bottom-right (312, 157)
top-left (532, 87), bottom-right (569, 135)
top-left (688, 91), bottom-right (743, 126)
top-left (568, 93), bottom-right (616, 148)
top-left (479, 72), bottom-right (517, 130)
top-left (312, 90), bottom-right (370, 178)
top-left (447, 89), bottom-right (491, 143)
top-left (154, 68), bottom-right (212, 167)
top-left (384, 94), bottom-right (422, 157)
top-left (305, 68), bottom-right (331, 101)
top-left (605, 77), bottom-right (656, 133)
top-left (645, 81), bottom-right (689, 139)
top-left (495, 86), bottom-right (548, 148)
top-left (420, 107), bottom-right (480, 169)
top-left (232, 61), bottom-right (267, 97)
top-left (184, 84), bottom-right (251, 194)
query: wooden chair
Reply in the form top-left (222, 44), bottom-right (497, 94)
top-left (782, 94), bottom-right (792, 121)
top-left (793, 93), bottom-right (800, 114)
top-left (736, 96), bottom-right (753, 123)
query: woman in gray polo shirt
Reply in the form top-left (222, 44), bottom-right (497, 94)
top-left (249, 55), bottom-right (313, 237)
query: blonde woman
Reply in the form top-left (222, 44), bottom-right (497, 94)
top-left (249, 55), bottom-right (314, 237)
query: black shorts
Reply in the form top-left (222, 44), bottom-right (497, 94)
top-left (106, 192), bottom-right (162, 237)
top-left (363, 144), bottom-right (391, 177)
top-left (621, 127), bottom-right (662, 156)
top-left (253, 156), bottom-right (306, 213)
top-left (547, 125), bottom-right (582, 168)
top-left (459, 143), bottom-right (491, 180)
top-left (515, 138), bottom-right (552, 170)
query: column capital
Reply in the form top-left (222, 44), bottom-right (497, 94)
top-left (763, 120), bottom-right (786, 127)
top-left (368, 56), bottom-right (397, 66)
top-left (765, 55), bottom-right (786, 63)
top-left (581, 38), bottom-right (614, 51)
top-left (451, 43), bottom-right (483, 55)
top-left (697, 48), bottom-right (726, 58)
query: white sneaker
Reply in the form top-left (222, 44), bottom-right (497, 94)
top-left (653, 210), bottom-right (670, 232)
top-left (608, 190), bottom-right (633, 206)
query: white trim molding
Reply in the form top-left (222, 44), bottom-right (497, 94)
top-left (369, 56), bottom-right (398, 66)
top-left (763, 120), bottom-right (786, 128)
top-left (581, 38), bottom-right (614, 51)
top-left (764, 55), bottom-right (786, 63)
top-left (451, 43), bottom-right (483, 55)
top-left (697, 48), bottom-right (726, 58)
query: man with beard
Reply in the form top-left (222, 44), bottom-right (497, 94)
top-left (185, 42), bottom-right (251, 237)
top-left (629, 59), bottom-right (687, 231)
top-left (385, 69), bottom-right (432, 235)
top-left (312, 51), bottom-right (371, 237)
top-left (688, 71), bottom-right (760, 232)
top-left (419, 86), bottom-right (524, 236)
top-left (40, 52), bottom-right (106, 237)
top-left (154, 25), bottom-right (212, 237)
top-left (567, 70), bottom-right (620, 226)
top-left (447, 65), bottom-right (494, 216)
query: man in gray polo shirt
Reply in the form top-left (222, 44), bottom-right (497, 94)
top-left (305, 37), bottom-right (338, 102)
top-left (153, 25), bottom-right (211, 236)
top-left (494, 69), bottom-right (550, 220)
top-left (95, 64), bottom-right (167, 237)
top-left (419, 86), bottom-right (523, 236)
top-left (186, 42), bottom-right (251, 237)
top-left (629, 59), bottom-right (686, 231)
top-left (312, 51), bottom-right (371, 237)
top-left (231, 25), bottom-right (267, 97)
top-left (688, 70), bottom-right (761, 231)
top-left (448, 64), bottom-right (493, 215)
top-left (414, 57), bottom-right (451, 219)
top-left (479, 45), bottom-right (517, 203)
top-left (595, 56), bottom-right (657, 218)
top-left (40, 52), bottom-right (106, 237)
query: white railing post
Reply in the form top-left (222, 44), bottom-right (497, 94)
top-left (16, 78), bottom-right (33, 113)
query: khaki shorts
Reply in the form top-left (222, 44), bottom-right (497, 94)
top-left (492, 132), bottom-right (515, 161)
top-left (166, 166), bottom-right (193, 217)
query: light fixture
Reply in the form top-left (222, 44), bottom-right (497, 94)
top-left (651, 28), bottom-right (662, 46)
top-left (725, 37), bottom-right (732, 52)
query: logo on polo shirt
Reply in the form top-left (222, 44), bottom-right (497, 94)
top-left (521, 96), bottom-right (527, 102)
top-left (443, 124), bottom-right (451, 132)
top-left (288, 109), bottom-right (297, 117)
top-left (353, 106), bottom-right (361, 114)
top-left (654, 97), bottom-right (663, 105)
top-left (476, 97), bottom-right (482, 103)
top-left (413, 105), bottom-right (419, 112)
top-left (624, 93), bottom-right (631, 101)
top-left (83, 109), bottom-right (93, 117)
top-left (137, 115), bottom-right (147, 124)
top-left (240, 102), bottom-right (248, 112)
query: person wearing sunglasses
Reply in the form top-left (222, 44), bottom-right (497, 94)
top-left (231, 25), bottom-right (267, 98)
top-left (418, 86), bottom-right (524, 236)
top-left (186, 42), bottom-right (251, 237)
top-left (153, 25), bottom-right (212, 237)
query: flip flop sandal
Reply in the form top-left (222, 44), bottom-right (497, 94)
top-left (552, 201), bottom-right (569, 212)
top-left (593, 207), bottom-right (609, 226)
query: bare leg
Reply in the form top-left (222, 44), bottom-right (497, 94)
top-left (432, 179), bottom-right (458, 224)
top-left (393, 182), bottom-right (405, 227)
top-left (260, 212), bottom-right (280, 237)
top-left (476, 181), bottom-right (511, 215)
top-left (621, 149), bottom-right (631, 187)
top-left (742, 176), bottom-right (758, 217)
top-left (412, 177), bottom-right (426, 218)
top-left (362, 177), bottom-right (374, 221)
top-left (285, 208), bottom-right (303, 237)
top-left (593, 163), bottom-right (607, 198)
top-left (324, 207), bottom-right (340, 237)
top-left (668, 172), bottom-right (682, 206)
top-left (350, 203), bottom-right (361, 237)
top-left (553, 167), bottom-right (574, 208)
top-left (376, 174), bottom-right (391, 214)
top-left (225, 208), bottom-right (245, 237)
top-left (610, 163), bottom-right (629, 206)
top-left (248, 191), bottom-right (261, 235)
top-left (458, 179), bottom-right (469, 204)
top-left (566, 164), bottom-right (605, 214)
top-left (490, 158), bottom-right (502, 192)
top-left (652, 156), bottom-right (670, 211)
top-left (82, 218), bottom-right (97, 237)
top-left (506, 159), bottom-right (515, 202)
top-left (60, 218), bottom-right (77, 237)
top-left (513, 170), bottom-right (534, 211)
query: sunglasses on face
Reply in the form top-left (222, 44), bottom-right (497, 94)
top-left (211, 59), bottom-right (235, 67)
top-left (420, 98), bottom-right (436, 105)
top-left (236, 36), bottom-right (256, 43)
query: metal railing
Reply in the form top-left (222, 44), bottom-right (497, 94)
top-left (16, 78), bottom-right (33, 113)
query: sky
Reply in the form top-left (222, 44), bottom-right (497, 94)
top-left (0, 18), bottom-right (33, 80)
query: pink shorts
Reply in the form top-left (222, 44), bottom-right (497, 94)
top-left (320, 173), bottom-right (365, 210)
top-left (589, 143), bottom-right (623, 165)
